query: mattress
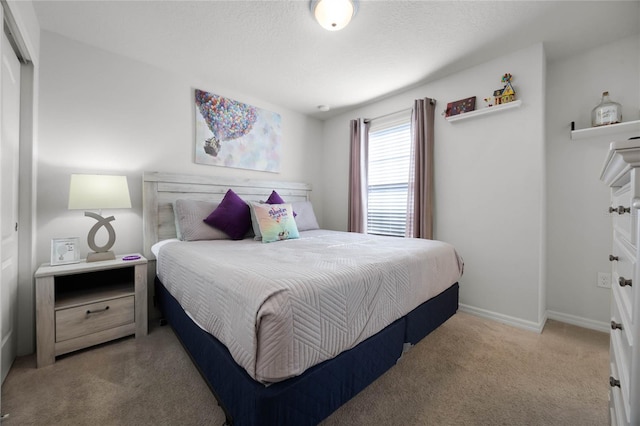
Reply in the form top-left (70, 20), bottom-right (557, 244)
top-left (155, 229), bottom-right (463, 383)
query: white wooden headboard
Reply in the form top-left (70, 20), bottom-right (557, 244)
top-left (142, 171), bottom-right (312, 260)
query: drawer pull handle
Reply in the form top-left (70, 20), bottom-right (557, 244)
top-left (618, 277), bottom-right (633, 287)
top-left (609, 206), bottom-right (630, 214)
top-left (609, 255), bottom-right (619, 262)
top-left (611, 321), bottom-right (623, 330)
top-left (609, 376), bottom-right (621, 388)
top-left (86, 306), bottom-right (110, 315)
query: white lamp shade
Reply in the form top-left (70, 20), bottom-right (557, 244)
top-left (313, 0), bottom-right (355, 31)
top-left (68, 174), bottom-right (132, 210)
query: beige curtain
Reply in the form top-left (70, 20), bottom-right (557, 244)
top-left (406, 98), bottom-right (435, 239)
top-left (348, 119), bottom-right (368, 233)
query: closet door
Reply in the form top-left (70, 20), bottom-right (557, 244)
top-left (1, 21), bottom-right (21, 383)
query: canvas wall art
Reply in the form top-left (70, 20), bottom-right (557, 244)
top-left (195, 89), bottom-right (281, 172)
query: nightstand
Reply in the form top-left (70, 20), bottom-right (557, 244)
top-left (35, 254), bottom-right (148, 367)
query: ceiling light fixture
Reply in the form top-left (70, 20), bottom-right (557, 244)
top-left (310, 0), bottom-right (358, 31)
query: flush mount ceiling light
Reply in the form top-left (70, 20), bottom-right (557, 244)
top-left (310, 0), bottom-right (358, 31)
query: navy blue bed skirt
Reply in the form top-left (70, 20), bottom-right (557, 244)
top-left (155, 278), bottom-right (459, 425)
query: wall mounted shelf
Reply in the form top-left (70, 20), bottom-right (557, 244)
top-left (445, 100), bottom-right (522, 122)
top-left (570, 119), bottom-right (640, 140)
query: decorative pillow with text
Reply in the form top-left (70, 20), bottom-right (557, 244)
top-left (250, 202), bottom-right (299, 243)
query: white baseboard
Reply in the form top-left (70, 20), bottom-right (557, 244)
top-left (546, 310), bottom-right (610, 333)
top-left (459, 304), bottom-right (546, 333)
top-left (459, 304), bottom-right (610, 334)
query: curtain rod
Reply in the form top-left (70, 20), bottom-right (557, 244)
top-left (364, 108), bottom-right (410, 123)
top-left (363, 98), bottom-right (436, 123)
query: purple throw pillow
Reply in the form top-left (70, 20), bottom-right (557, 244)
top-left (265, 190), bottom-right (285, 204)
top-left (203, 189), bottom-right (251, 240)
top-left (266, 190), bottom-right (296, 216)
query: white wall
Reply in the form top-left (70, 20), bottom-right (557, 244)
top-left (36, 31), bottom-right (324, 266)
top-left (30, 27), bottom-right (640, 357)
top-left (546, 35), bottom-right (640, 329)
top-left (322, 44), bottom-right (547, 330)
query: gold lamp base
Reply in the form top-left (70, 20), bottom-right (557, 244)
top-left (86, 251), bottom-right (116, 263)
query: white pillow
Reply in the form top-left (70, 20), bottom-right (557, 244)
top-left (292, 201), bottom-right (320, 231)
top-left (173, 199), bottom-right (229, 241)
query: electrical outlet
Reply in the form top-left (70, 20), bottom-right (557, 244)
top-left (598, 272), bottom-right (612, 288)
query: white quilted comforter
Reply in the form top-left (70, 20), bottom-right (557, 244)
top-left (156, 229), bottom-right (463, 383)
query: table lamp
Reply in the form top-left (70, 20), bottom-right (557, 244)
top-left (68, 174), bottom-right (131, 262)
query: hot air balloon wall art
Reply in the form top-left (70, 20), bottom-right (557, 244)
top-left (194, 89), bottom-right (282, 173)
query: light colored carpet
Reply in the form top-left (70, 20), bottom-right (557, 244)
top-left (1, 312), bottom-right (609, 425)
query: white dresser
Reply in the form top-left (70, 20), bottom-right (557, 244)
top-left (601, 139), bottom-right (640, 426)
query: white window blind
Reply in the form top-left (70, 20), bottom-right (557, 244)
top-left (367, 112), bottom-right (411, 237)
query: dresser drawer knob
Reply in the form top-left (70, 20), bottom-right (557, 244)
top-left (86, 306), bottom-right (110, 315)
top-left (609, 206), bottom-right (631, 214)
top-left (618, 277), bottom-right (633, 287)
top-left (609, 255), bottom-right (619, 262)
top-left (609, 376), bottom-right (621, 388)
top-left (611, 321), bottom-right (623, 330)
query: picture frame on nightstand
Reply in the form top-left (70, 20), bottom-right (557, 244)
top-left (50, 237), bottom-right (80, 265)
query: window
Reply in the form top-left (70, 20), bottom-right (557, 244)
top-left (367, 112), bottom-right (411, 237)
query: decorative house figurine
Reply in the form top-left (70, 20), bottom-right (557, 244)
top-left (492, 73), bottom-right (516, 105)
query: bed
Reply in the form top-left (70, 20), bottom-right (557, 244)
top-left (142, 171), bottom-right (463, 425)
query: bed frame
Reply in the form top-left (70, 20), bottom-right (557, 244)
top-left (142, 171), bottom-right (459, 425)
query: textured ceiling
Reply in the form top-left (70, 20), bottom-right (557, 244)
top-left (33, 0), bottom-right (640, 119)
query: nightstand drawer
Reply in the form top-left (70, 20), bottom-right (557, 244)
top-left (55, 295), bottom-right (135, 342)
